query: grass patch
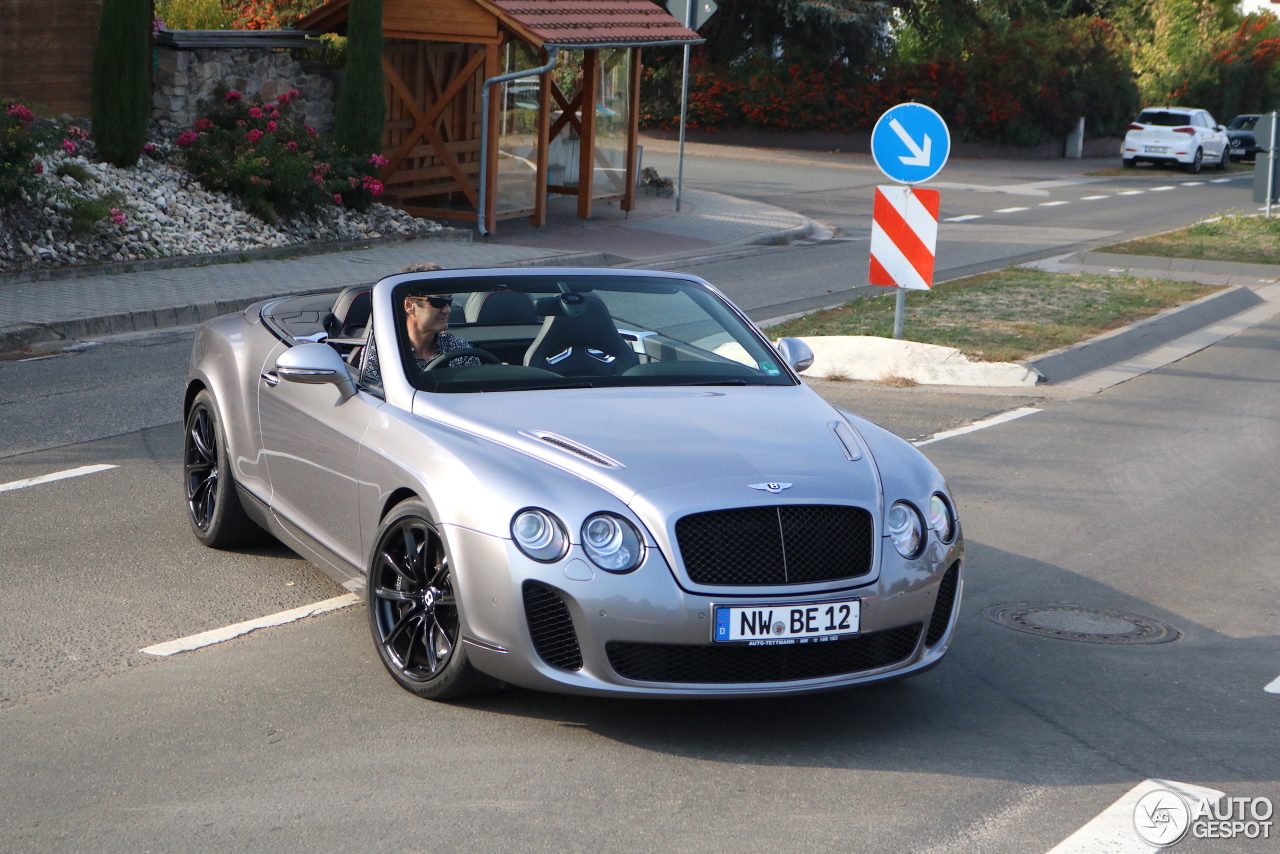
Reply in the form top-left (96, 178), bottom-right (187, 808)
top-left (771, 269), bottom-right (1222, 362)
top-left (1105, 213), bottom-right (1280, 265)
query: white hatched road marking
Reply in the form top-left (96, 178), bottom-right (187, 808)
top-left (1118, 190), bottom-right (1144, 195)
top-left (1046, 779), bottom-right (1225, 854)
top-left (1265, 673), bottom-right (1280, 693)
top-left (944, 214), bottom-right (982, 222)
top-left (1150, 186), bottom-right (1177, 191)
top-left (1181, 181), bottom-right (1204, 186)
top-left (0, 464), bottom-right (118, 493)
top-left (1040, 201), bottom-right (1069, 206)
top-left (1080, 195), bottom-right (1108, 200)
top-left (996, 206), bottom-right (1029, 213)
top-left (913, 407), bottom-right (1041, 447)
top-left (140, 593), bottom-right (362, 656)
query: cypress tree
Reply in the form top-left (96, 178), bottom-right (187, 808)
top-left (90, 0), bottom-right (152, 167)
top-left (334, 0), bottom-right (387, 157)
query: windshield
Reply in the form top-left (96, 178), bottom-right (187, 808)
top-left (391, 275), bottom-right (796, 393)
top-left (1136, 110), bottom-right (1195, 127)
top-left (1228, 115), bottom-right (1259, 130)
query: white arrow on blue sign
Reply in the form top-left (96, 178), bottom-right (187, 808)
top-left (871, 103), bottom-right (951, 185)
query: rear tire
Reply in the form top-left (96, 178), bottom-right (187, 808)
top-left (184, 390), bottom-right (269, 548)
top-left (367, 500), bottom-right (488, 701)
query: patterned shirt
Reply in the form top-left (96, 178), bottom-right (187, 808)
top-left (361, 330), bottom-right (480, 385)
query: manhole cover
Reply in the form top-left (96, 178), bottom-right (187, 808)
top-left (983, 603), bottom-right (1180, 645)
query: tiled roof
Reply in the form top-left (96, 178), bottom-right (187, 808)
top-left (479, 0), bottom-right (702, 45)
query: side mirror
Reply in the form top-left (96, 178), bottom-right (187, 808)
top-left (272, 343), bottom-right (355, 397)
top-left (775, 337), bottom-right (815, 373)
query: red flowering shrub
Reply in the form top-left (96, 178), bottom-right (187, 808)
top-left (180, 83), bottom-right (384, 222)
top-left (1, 98), bottom-right (58, 203)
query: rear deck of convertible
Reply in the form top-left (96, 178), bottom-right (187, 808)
top-left (297, 0), bottom-right (700, 232)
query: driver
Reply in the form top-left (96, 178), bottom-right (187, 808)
top-left (403, 291), bottom-right (480, 369)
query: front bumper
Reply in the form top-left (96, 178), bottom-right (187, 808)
top-left (444, 524), bottom-right (963, 698)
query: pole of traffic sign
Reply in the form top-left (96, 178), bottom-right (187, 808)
top-left (675, 2), bottom-right (692, 213)
top-left (1269, 111), bottom-right (1277, 219)
top-left (893, 287), bottom-right (906, 339)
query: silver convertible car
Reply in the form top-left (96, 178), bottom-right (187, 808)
top-left (184, 268), bottom-right (963, 700)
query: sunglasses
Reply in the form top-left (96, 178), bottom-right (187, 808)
top-left (411, 295), bottom-right (453, 309)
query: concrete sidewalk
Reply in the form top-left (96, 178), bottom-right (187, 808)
top-left (0, 188), bottom-right (818, 352)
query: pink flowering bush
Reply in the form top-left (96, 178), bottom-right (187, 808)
top-left (179, 83), bottom-right (388, 222)
top-left (1, 98), bottom-right (57, 202)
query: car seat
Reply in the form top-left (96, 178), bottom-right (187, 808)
top-left (323, 285), bottom-right (374, 339)
top-left (464, 290), bottom-right (540, 325)
top-left (524, 293), bottom-right (640, 376)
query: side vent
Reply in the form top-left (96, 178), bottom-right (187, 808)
top-left (521, 430), bottom-right (624, 469)
top-left (522, 582), bottom-right (584, 671)
top-left (925, 562), bottom-right (961, 647)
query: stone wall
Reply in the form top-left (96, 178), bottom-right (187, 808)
top-left (153, 47), bottom-right (336, 134)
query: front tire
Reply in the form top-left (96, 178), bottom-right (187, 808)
top-left (1122, 158), bottom-right (1136, 168)
top-left (1215, 148), bottom-right (1229, 170)
top-left (184, 390), bottom-right (268, 548)
top-left (367, 500), bottom-right (486, 701)
top-left (1186, 148), bottom-right (1203, 174)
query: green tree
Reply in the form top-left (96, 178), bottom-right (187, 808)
top-left (90, 0), bottom-right (152, 167)
top-left (697, 0), bottom-right (895, 67)
top-left (334, 0), bottom-right (386, 157)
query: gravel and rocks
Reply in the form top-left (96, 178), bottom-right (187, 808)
top-left (0, 144), bottom-right (444, 275)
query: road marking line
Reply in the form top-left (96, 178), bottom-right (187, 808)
top-left (1210, 178), bottom-right (1231, 183)
top-left (1046, 779), bottom-right (1225, 854)
top-left (995, 206), bottom-right (1029, 213)
top-left (140, 593), bottom-right (362, 656)
top-left (1080, 195), bottom-right (1108, 200)
top-left (1265, 673), bottom-right (1280, 693)
top-left (0, 464), bottom-right (119, 494)
top-left (1118, 190), bottom-right (1145, 195)
top-left (913, 407), bottom-right (1041, 447)
top-left (1039, 201), bottom-right (1069, 206)
top-left (944, 214), bottom-right (983, 222)
top-left (1181, 181), bottom-right (1204, 186)
top-left (1150, 186), bottom-right (1176, 191)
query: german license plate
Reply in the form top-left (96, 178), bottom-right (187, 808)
top-left (1145, 145), bottom-right (1169, 153)
top-left (713, 598), bottom-right (860, 644)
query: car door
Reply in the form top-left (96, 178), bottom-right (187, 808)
top-left (258, 339), bottom-right (381, 570)
top-left (1199, 111), bottom-right (1225, 159)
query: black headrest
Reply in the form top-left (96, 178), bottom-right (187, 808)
top-left (465, 290), bottom-right (540, 324)
top-left (325, 285), bottom-right (373, 337)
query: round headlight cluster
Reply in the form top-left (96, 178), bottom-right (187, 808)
top-left (511, 508), bottom-right (568, 562)
top-left (887, 501), bottom-right (925, 559)
top-left (927, 493), bottom-right (956, 543)
top-left (581, 513), bottom-right (643, 572)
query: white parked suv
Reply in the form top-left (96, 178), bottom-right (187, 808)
top-left (1121, 107), bottom-right (1230, 173)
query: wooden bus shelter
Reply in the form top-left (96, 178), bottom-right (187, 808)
top-left (297, 0), bottom-right (700, 232)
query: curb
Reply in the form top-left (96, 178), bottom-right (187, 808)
top-left (745, 217), bottom-right (818, 246)
top-left (1026, 284), bottom-right (1265, 384)
top-left (1069, 250), bottom-right (1280, 280)
top-left (0, 228), bottom-right (472, 287)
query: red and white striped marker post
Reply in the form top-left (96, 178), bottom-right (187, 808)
top-left (869, 185), bottom-right (940, 338)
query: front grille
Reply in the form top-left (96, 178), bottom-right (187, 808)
top-left (675, 505), bottom-right (874, 585)
top-left (522, 582), bottom-right (582, 670)
top-left (606, 624), bottom-right (921, 684)
top-left (925, 562), bottom-right (960, 647)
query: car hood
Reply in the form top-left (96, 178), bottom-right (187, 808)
top-left (413, 384), bottom-right (880, 506)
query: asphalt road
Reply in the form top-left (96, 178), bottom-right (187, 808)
top-left (1, 152), bottom-right (1277, 853)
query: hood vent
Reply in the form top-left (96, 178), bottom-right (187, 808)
top-left (521, 430), bottom-right (625, 469)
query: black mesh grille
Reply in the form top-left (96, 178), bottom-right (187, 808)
top-left (925, 562), bottom-right (960, 647)
top-left (522, 582), bottom-right (582, 671)
top-left (606, 623), bottom-right (921, 684)
top-left (675, 505), bottom-right (874, 585)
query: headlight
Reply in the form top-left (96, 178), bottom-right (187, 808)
top-left (581, 513), bottom-right (643, 572)
top-left (927, 493), bottom-right (956, 543)
top-left (887, 501), bottom-right (925, 559)
top-left (511, 508), bottom-right (568, 562)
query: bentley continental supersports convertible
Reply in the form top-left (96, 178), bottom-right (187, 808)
top-left (185, 268), bottom-right (962, 700)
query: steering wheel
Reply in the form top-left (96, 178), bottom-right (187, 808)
top-left (421, 347), bottom-right (503, 371)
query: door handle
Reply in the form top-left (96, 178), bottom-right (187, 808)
top-left (261, 371), bottom-right (280, 387)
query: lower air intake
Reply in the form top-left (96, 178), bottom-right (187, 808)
top-left (925, 562), bottom-right (961, 647)
top-left (606, 623), bottom-right (922, 684)
top-left (522, 581), bottom-right (583, 671)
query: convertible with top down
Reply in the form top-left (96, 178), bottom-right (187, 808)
top-left (184, 268), bottom-right (963, 700)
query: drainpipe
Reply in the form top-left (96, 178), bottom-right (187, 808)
top-left (478, 47), bottom-right (560, 236)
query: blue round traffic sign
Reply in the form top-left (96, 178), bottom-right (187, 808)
top-left (871, 103), bottom-right (951, 184)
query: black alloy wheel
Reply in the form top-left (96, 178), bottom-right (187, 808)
top-left (184, 390), bottom-right (266, 548)
top-left (368, 501), bottom-right (486, 700)
top-left (1187, 148), bottom-right (1203, 174)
